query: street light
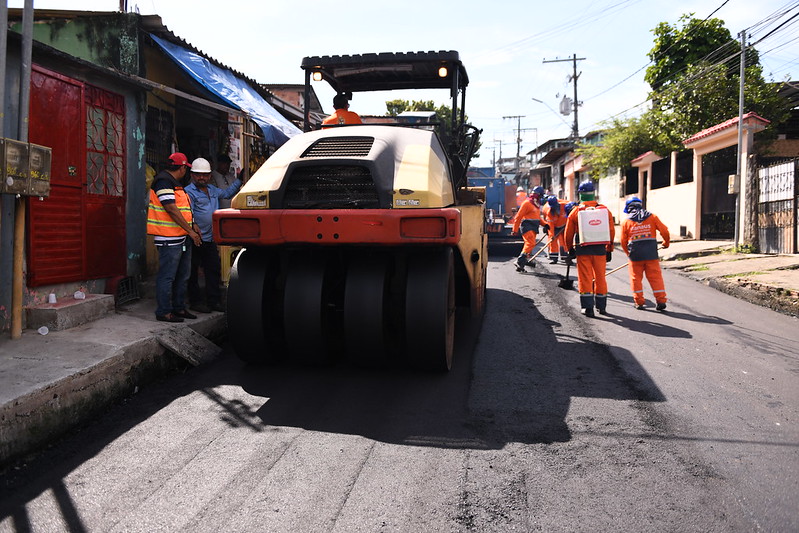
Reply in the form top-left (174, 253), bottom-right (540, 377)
top-left (531, 97), bottom-right (572, 130)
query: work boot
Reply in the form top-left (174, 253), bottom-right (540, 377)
top-left (634, 303), bottom-right (645, 310)
top-left (582, 307), bottom-right (595, 318)
top-left (515, 254), bottom-right (526, 272)
top-left (597, 307), bottom-right (608, 315)
top-left (549, 256), bottom-right (558, 264)
top-left (656, 302), bottom-right (667, 311)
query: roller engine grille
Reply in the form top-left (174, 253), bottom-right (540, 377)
top-left (283, 165), bottom-right (380, 208)
top-left (301, 137), bottom-right (374, 158)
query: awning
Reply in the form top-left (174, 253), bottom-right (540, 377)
top-left (150, 34), bottom-right (301, 146)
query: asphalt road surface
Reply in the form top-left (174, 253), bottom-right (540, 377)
top-left (1, 239), bottom-right (796, 532)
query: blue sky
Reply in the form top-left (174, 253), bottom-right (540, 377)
top-left (10, 0), bottom-right (799, 167)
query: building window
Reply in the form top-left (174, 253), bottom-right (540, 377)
top-left (86, 86), bottom-right (125, 197)
top-left (624, 167), bottom-right (638, 195)
top-left (651, 157), bottom-right (671, 189)
top-left (675, 150), bottom-right (694, 184)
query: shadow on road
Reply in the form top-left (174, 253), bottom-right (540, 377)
top-left (234, 285), bottom-right (666, 450)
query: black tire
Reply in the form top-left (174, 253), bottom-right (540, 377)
top-left (227, 249), bottom-right (278, 363)
top-left (405, 248), bottom-right (455, 371)
top-left (344, 254), bottom-right (390, 366)
top-left (283, 252), bottom-right (329, 364)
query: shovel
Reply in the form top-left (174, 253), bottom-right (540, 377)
top-left (558, 260), bottom-right (574, 289)
top-left (525, 226), bottom-right (565, 269)
top-left (606, 262), bottom-right (629, 275)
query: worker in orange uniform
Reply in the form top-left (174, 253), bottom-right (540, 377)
top-left (322, 94), bottom-right (362, 127)
top-left (620, 196), bottom-right (670, 311)
top-left (515, 186), bottom-right (527, 207)
top-left (540, 196), bottom-right (569, 264)
top-left (511, 186), bottom-right (544, 271)
top-left (564, 181), bottom-right (615, 317)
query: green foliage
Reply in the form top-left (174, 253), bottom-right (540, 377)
top-left (385, 98), bottom-right (481, 156)
top-left (645, 15), bottom-right (737, 92)
top-left (577, 114), bottom-right (673, 178)
top-left (732, 244), bottom-right (758, 254)
top-left (582, 14), bottom-right (791, 176)
top-left (385, 98), bottom-right (454, 126)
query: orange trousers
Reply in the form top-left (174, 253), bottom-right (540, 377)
top-left (629, 259), bottom-right (667, 305)
top-left (521, 229), bottom-right (538, 254)
top-left (577, 254), bottom-right (608, 310)
top-left (548, 225), bottom-right (566, 255)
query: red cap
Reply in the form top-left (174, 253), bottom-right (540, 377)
top-left (168, 152), bottom-right (190, 166)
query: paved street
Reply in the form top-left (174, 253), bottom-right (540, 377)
top-left (1, 239), bottom-right (796, 532)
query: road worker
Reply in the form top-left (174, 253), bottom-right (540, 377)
top-left (620, 197), bottom-right (670, 311)
top-left (564, 181), bottom-right (615, 317)
top-left (515, 186), bottom-right (527, 208)
top-left (511, 187), bottom-right (544, 271)
top-left (541, 196), bottom-right (569, 264)
top-left (322, 94), bottom-right (362, 127)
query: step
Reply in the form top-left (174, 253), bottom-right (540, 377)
top-left (26, 294), bottom-right (116, 332)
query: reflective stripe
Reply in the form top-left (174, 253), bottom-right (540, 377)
top-left (147, 188), bottom-right (193, 237)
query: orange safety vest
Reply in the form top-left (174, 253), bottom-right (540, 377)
top-left (147, 187), bottom-right (193, 237)
top-left (322, 109), bottom-right (362, 127)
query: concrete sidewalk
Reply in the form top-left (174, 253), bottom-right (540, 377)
top-left (658, 240), bottom-right (799, 317)
top-left (0, 298), bottom-right (227, 465)
top-left (1, 240), bottom-right (797, 466)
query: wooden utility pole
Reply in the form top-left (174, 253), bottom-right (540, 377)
top-left (502, 115), bottom-right (525, 178)
top-left (543, 54), bottom-right (585, 139)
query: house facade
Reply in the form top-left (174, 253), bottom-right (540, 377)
top-left (1, 9), bottom-right (302, 332)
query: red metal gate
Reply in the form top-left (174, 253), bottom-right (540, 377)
top-left (26, 66), bottom-right (126, 286)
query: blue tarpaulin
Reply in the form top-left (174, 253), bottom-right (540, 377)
top-left (150, 34), bottom-right (301, 146)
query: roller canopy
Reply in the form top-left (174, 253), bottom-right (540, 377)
top-left (301, 51), bottom-right (469, 93)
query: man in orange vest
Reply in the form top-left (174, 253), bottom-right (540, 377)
top-left (515, 186), bottom-right (527, 207)
top-left (620, 197), bottom-right (670, 311)
top-left (511, 186), bottom-right (544, 271)
top-left (322, 94), bottom-right (362, 127)
top-left (564, 181), bottom-right (615, 317)
top-left (540, 196), bottom-right (569, 264)
top-left (147, 152), bottom-right (202, 323)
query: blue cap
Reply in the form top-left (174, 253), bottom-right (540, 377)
top-left (624, 196), bottom-right (643, 213)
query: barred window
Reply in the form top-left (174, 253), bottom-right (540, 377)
top-left (86, 86), bottom-right (125, 197)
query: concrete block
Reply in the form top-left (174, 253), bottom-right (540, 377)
top-left (26, 294), bottom-right (115, 331)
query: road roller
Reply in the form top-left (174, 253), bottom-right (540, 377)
top-left (213, 51), bottom-right (486, 371)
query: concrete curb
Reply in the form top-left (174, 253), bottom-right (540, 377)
top-left (706, 276), bottom-right (799, 318)
top-left (0, 316), bottom-right (227, 466)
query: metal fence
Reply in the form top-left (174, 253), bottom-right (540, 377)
top-left (758, 159), bottom-right (797, 254)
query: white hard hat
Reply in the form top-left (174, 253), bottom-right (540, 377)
top-left (191, 157), bottom-right (212, 173)
top-left (517, 186), bottom-right (524, 192)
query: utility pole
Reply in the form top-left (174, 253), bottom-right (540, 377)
top-left (493, 139), bottom-right (503, 177)
top-left (502, 115), bottom-right (525, 174)
top-left (543, 54), bottom-right (585, 140)
top-left (734, 30), bottom-right (746, 249)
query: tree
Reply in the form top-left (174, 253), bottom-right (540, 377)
top-left (645, 15), bottom-right (738, 92)
top-left (385, 99), bottom-right (481, 157)
top-left (582, 15), bottom-right (790, 177)
top-left (578, 114), bottom-right (672, 178)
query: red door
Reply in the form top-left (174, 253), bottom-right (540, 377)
top-left (27, 66), bottom-right (126, 286)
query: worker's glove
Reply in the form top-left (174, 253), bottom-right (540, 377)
top-left (566, 248), bottom-right (576, 265)
top-left (662, 242), bottom-right (669, 249)
top-left (542, 224), bottom-right (550, 234)
top-left (606, 251), bottom-right (612, 262)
